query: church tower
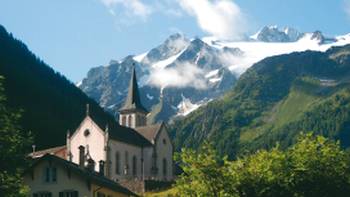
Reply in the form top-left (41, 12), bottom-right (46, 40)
top-left (119, 65), bottom-right (148, 128)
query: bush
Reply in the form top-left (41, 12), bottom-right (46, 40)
top-left (175, 133), bottom-right (350, 197)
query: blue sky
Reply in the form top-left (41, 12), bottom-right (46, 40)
top-left (0, 0), bottom-right (349, 82)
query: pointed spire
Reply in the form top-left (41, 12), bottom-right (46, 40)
top-left (86, 103), bottom-right (90, 116)
top-left (119, 63), bottom-right (148, 114)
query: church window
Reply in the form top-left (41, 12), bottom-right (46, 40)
top-left (121, 115), bottom-right (126, 126)
top-left (115, 152), bottom-right (120, 175)
top-left (132, 155), bottom-right (137, 176)
top-left (163, 158), bottom-right (167, 176)
top-left (84, 129), bottom-right (90, 137)
top-left (128, 115), bottom-right (132, 127)
top-left (124, 151), bottom-right (129, 175)
top-left (151, 151), bottom-right (158, 174)
top-left (163, 138), bottom-right (166, 145)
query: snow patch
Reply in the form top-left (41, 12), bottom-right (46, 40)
top-left (205, 69), bottom-right (219, 78)
top-left (202, 32), bottom-right (350, 76)
top-left (133, 52), bottom-right (148, 62)
top-left (209, 77), bottom-right (222, 83)
top-left (146, 93), bottom-right (154, 100)
top-left (76, 81), bottom-right (82, 87)
top-left (177, 95), bottom-right (202, 116)
top-left (107, 104), bottom-right (117, 109)
top-left (151, 47), bottom-right (187, 69)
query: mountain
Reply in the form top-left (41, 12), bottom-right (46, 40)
top-left (250, 26), bottom-right (304, 42)
top-left (79, 26), bottom-right (350, 123)
top-left (0, 25), bottom-right (139, 149)
top-left (79, 34), bottom-right (240, 123)
top-left (170, 44), bottom-right (350, 159)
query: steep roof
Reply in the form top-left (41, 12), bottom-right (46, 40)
top-left (86, 112), bottom-right (152, 147)
top-left (134, 123), bottom-right (163, 144)
top-left (25, 154), bottom-right (137, 196)
top-left (119, 66), bottom-right (148, 114)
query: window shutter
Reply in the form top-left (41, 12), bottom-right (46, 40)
top-left (73, 191), bottom-right (79, 197)
top-left (59, 192), bottom-right (63, 197)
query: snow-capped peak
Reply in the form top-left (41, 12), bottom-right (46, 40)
top-left (250, 25), bottom-right (302, 42)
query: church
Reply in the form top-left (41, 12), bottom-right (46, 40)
top-left (29, 66), bottom-right (174, 193)
top-left (68, 66), bottom-right (174, 181)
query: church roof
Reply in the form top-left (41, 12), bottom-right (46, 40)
top-left (119, 66), bottom-right (148, 114)
top-left (134, 123), bottom-right (164, 144)
top-left (25, 154), bottom-right (138, 196)
top-left (87, 111), bottom-right (152, 147)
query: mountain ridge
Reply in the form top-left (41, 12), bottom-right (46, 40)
top-left (170, 44), bottom-right (350, 158)
top-left (79, 26), bottom-right (350, 123)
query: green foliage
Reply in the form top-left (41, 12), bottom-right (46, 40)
top-left (175, 134), bottom-right (350, 197)
top-left (0, 76), bottom-right (32, 197)
top-left (175, 142), bottom-right (238, 197)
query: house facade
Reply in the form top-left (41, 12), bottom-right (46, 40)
top-left (24, 154), bottom-right (136, 197)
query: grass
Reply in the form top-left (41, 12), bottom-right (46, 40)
top-left (240, 78), bottom-right (322, 142)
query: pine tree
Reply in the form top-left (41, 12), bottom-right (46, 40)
top-left (0, 76), bottom-right (32, 196)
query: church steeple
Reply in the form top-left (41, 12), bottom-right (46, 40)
top-left (119, 64), bottom-right (148, 128)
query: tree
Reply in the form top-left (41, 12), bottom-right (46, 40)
top-left (0, 76), bottom-right (32, 196)
top-left (175, 142), bottom-right (238, 197)
top-left (285, 133), bottom-right (350, 197)
top-left (175, 133), bottom-right (350, 197)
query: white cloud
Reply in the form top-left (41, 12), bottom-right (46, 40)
top-left (177, 0), bottom-right (246, 40)
top-left (100, 0), bottom-right (152, 20)
top-left (345, 0), bottom-right (350, 19)
top-left (148, 62), bottom-right (207, 89)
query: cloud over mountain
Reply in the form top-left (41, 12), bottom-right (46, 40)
top-left (177, 0), bottom-right (246, 40)
top-left (148, 62), bottom-right (207, 89)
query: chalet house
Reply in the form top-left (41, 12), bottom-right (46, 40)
top-left (24, 154), bottom-right (137, 197)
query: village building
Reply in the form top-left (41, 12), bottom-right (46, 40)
top-left (24, 154), bottom-right (137, 197)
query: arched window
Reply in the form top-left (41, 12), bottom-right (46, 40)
top-left (128, 115), bottom-right (132, 127)
top-left (124, 151), bottom-right (129, 175)
top-left (115, 152), bottom-right (120, 175)
top-left (132, 156), bottom-right (137, 176)
top-left (163, 158), bottom-right (167, 176)
top-left (121, 116), bottom-right (126, 126)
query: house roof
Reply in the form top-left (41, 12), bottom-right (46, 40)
top-left (134, 123), bottom-right (163, 144)
top-left (84, 111), bottom-right (152, 147)
top-left (28, 145), bottom-right (66, 158)
top-left (119, 66), bottom-right (148, 114)
top-left (25, 154), bottom-right (138, 196)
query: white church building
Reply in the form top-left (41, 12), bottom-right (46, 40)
top-left (31, 66), bottom-right (174, 193)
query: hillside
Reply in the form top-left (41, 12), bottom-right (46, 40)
top-left (171, 44), bottom-right (350, 158)
top-left (0, 25), bottom-right (129, 149)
